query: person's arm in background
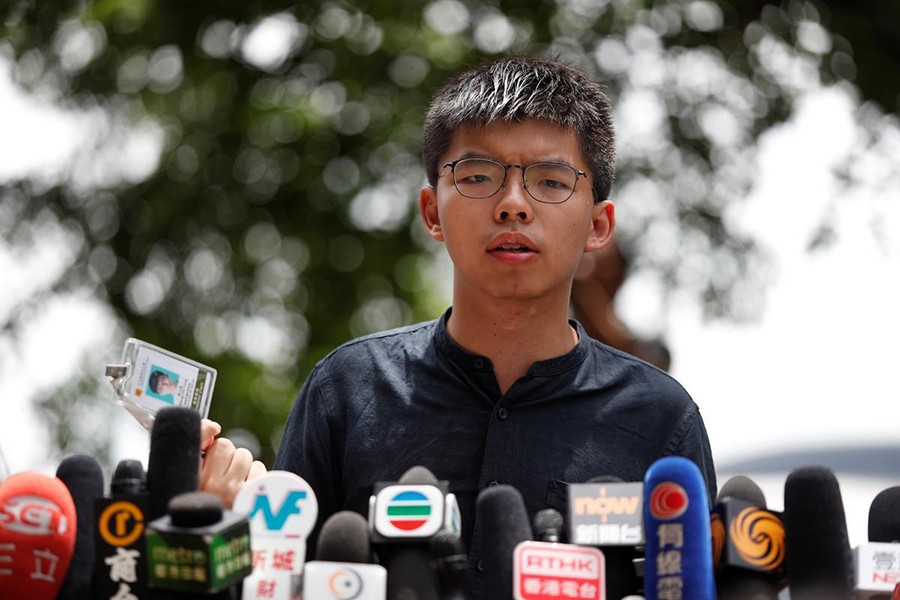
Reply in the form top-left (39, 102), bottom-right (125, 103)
top-left (572, 239), bottom-right (672, 371)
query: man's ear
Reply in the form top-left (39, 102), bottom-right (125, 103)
top-left (584, 200), bottom-right (615, 252)
top-left (420, 186), bottom-right (445, 242)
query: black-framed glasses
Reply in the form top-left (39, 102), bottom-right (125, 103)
top-left (441, 157), bottom-right (588, 204)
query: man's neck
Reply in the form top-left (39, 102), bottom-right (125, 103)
top-left (447, 296), bottom-right (578, 395)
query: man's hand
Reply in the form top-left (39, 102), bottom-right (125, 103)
top-left (198, 419), bottom-right (267, 508)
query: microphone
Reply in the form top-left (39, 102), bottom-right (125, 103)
top-left (567, 475), bottom-right (644, 599)
top-left (642, 456), bottom-right (716, 600)
top-left (146, 406), bottom-right (200, 521)
top-left (783, 465), bottom-right (854, 600)
top-left (304, 510), bottom-right (387, 599)
top-left (431, 530), bottom-right (468, 600)
top-left (513, 507), bottom-right (606, 600)
top-left (0, 470), bottom-right (77, 600)
top-left (145, 490), bottom-right (252, 595)
top-left (56, 453), bottom-right (105, 600)
top-left (232, 470), bottom-right (319, 599)
top-left (93, 458), bottom-right (151, 600)
top-left (533, 508), bottom-right (565, 543)
top-left (475, 484), bottom-right (533, 600)
top-left (370, 466), bottom-right (448, 600)
top-left (711, 474), bottom-right (785, 600)
top-left (852, 485), bottom-right (900, 599)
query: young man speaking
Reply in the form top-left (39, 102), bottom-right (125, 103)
top-left (203, 54), bottom-right (716, 595)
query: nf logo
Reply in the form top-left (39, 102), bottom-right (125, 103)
top-left (250, 491), bottom-right (306, 531)
top-left (232, 471), bottom-right (318, 539)
top-left (374, 485), bottom-right (444, 538)
top-left (648, 482), bottom-right (688, 520)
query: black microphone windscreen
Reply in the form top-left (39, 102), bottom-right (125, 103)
top-left (55, 454), bottom-right (104, 600)
top-left (783, 466), bottom-right (854, 599)
top-left (168, 491), bottom-right (224, 528)
top-left (399, 465), bottom-right (439, 485)
top-left (586, 475), bottom-right (625, 483)
top-left (533, 508), bottom-right (564, 543)
top-left (868, 486), bottom-right (900, 543)
top-left (431, 531), bottom-right (468, 600)
top-left (147, 407), bottom-right (200, 520)
top-left (386, 546), bottom-right (441, 600)
top-left (476, 485), bottom-right (532, 600)
top-left (111, 458), bottom-right (146, 495)
top-left (431, 530), bottom-right (466, 560)
top-left (717, 474), bottom-right (767, 506)
top-left (316, 510), bottom-right (371, 563)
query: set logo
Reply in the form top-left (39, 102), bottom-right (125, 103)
top-left (0, 495), bottom-right (70, 536)
top-left (374, 485), bottom-right (444, 537)
top-left (648, 482), bottom-right (688, 520)
top-left (232, 471), bottom-right (318, 538)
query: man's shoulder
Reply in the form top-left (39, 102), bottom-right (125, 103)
top-left (582, 336), bottom-right (694, 407)
top-left (315, 318), bottom-right (438, 372)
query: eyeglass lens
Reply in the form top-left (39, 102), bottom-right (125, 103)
top-left (452, 158), bottom-right (578, 204)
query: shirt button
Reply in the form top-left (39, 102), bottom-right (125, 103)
top-left (498, 407), bottom-right (509, 420)
top-left (489, 480), bottom-right (499, 487)
top-left (474, 358), bottom-right (484, 369)
top-left (476, 560), bottom-right (484, 572)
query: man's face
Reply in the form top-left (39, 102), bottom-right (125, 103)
top-left (420, 118), bottom-right (614, 304)
top-left (156, 374), bottom-right (177, 395)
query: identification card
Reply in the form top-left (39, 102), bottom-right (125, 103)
top-left (106, 338), bottom-right (216, 431)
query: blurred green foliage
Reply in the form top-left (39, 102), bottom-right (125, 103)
top-left (1, 0), bottom-right (896, 468)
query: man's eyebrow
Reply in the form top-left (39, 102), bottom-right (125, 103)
top-left (449, 151), bottom-right (578, 168)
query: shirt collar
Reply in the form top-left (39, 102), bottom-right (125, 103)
top-left (433, 307), bottom-right (589, 377)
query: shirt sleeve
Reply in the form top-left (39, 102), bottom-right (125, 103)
top-left (273, 363), bottom-right (343, 556)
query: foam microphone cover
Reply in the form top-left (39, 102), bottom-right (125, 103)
top-left (868, 486), bottom-right (900, 543)
top-left (713, 476), bottom-right (781, 600)
top-left (399, 465), bottom-right (440, 485)
top-left (476, 484), bottom-right (533, 600)
top-left (716, 474), bottom-right (767, 506)
top-left (111, 458), bottom-right (146, 496)
top-left (533, 508), bottom-right (564, 543)
top-left (643, 456), bottom-right (716, 600)
top-left (316, 510), bottom-right (372, 563)
top-left (431, 530), bottom-right (467, 600)
top-left (55, 454), bottom-right (104, 600)
top-left (0, 471), bottom-right (77, 600)
top-left (783, 466), bottom-right (854, 600)
top-left (147, 406), bottom-right (200, 521)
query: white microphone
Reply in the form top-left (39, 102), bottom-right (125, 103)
top-left (853, 486), bottom-right (900, 599)
top-left (232, 470), bottom-right (319, 600)
top-left (304, 511), bottom-right (386, 599)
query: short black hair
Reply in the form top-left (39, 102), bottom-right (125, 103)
top-left (148, 370), bottom-right (165, 393)
top-left (423, 55), bottom-right (616, 202)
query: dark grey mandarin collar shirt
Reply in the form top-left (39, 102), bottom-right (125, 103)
top-left (274, 308), bottom-right (716, 589)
